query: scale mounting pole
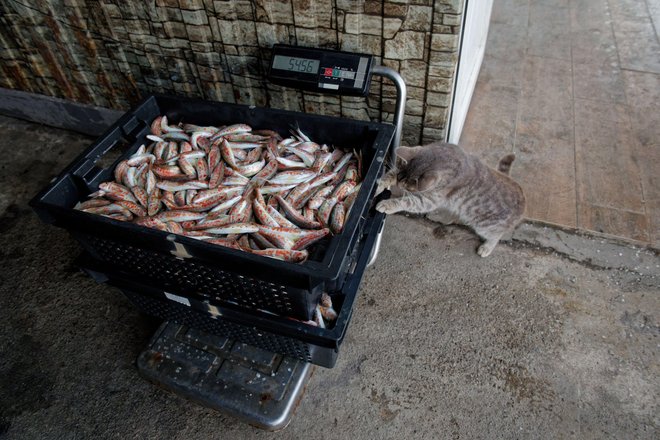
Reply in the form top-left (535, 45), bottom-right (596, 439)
top-left (366, 66), bottom-right (406, 267)
top-left (370, 65), bottom-right (406, 162)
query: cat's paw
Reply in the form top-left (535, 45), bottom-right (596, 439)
top-left (375, 177), bottom-right (393, 196)
top-left (376, 199), bottom-right (399, 214)
top-left (477, 241), bottom-right (497, 257)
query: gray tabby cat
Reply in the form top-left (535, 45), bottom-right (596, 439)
top-left (375, 142), bottom-right (525, 257)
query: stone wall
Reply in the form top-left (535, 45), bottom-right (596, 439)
top-left (0, 0), bottom-right (464, 145)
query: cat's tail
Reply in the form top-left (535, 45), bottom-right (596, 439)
top-left (498, 154), bottom-right (516, 175)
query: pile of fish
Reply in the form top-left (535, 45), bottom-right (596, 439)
top-left (75, 115), bottom-right (363, 267)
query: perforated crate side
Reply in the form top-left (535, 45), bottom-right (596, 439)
top-left (123, 290), bottom-right (314, 363)
top-left (79, 233), bottom-right (317, 318)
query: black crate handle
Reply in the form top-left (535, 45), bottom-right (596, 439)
top-left (70, 115), bottom-right (150, 189)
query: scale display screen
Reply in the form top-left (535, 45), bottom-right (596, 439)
top-left (268, 44), bottom-right (374, 97)
top-left (272, 55), bottom-right (320, 74)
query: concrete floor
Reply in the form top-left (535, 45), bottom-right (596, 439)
top-left (460, 0), bottom-right (660, 248)
top-left (1, 115), bottom-right (658, 438)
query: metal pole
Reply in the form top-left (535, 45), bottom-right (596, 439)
top-left (367, 66), bottom-right (406, 267)
top-left (370, 66), bottom-right (407, 161)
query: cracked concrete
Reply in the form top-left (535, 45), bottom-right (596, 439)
top-left (1, 115), bottom-right (658, 439)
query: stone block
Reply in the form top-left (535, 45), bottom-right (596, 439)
top-left (400, 59), bottom-right (428, 88)
top-left (402, 129), bottom-right (422, 147)
top-left (128, 33), bottom-right (157, 47)
top-left (341, 106), bottom-right (370, 121)
top-left (336, 0), bottom-right (358, 10)
top-left (402, 5), bottom-right (432, 31)
top-left (172, 81), bottom-right (196, 96)
top-left (207, 14), bottom-right (222, 39)
top-left (144, 76), bottom-right (169, 89)
top-left (384, 2), bottom-right (408, 17)
top-left (426, 91), bottom-right (450, 107)
top-left (294, 1), bottom-right (333, 28)
top-left (443, 13), bottom-right (461, 26)
top-left (381, 97), bottom-right (396, 113)
top-left (123, 19), bottom-right (150, 35)
top-left (178, 0), bottom-right (204, 10)
top-left (163, 21), bottom-right (188, 39)
top-left (382, 58), bottom-right (400, 71)
top-left (407, 85), bottom-right (425, 100)
top-left (427, 76), bottom-right (453, 93)
top-left (152, 23), bottom-right (168, 38)
top-left (405, 115), bottom-right (423, 126)
top-left (296, 27), bottom-right (337, 48)
top-left (253, 0), bottom-right (294, 24)
top-left (429, 51), bottom-right (458, 64)
top-left (255, 22), bottom-right (293, 46)
top-left (383, 18), bottom-right (402, 39)
top-left (186, 24), bottom-right (211, 42)
top-left (433, 24), bottom-right (454, 34)
top-left (422, 126), bottom-right (446, 143)
top-left (196, 64), bottom-right (220, 82)
top-left (384, 31), bottom-right (425, 60)
top-left (237, 45), bottom-right (260, 57)
top-left (234, 86), bottom-right (267, 107)
top-left (144, 43), bottom-right (162, 55)
top-left (435, 0), bottom-right (464, 14)
top-left (190, 41), bottom-right (214, 53)
top-left (364, 0), bottom-right (381, 14)
top-left (345, 13), bottom-right (382, 35)
top-left (160, 37), bottom-right (191, 50)
top-left (431, 33), bottom-right (458, 52)
top-left (340, 34), bottom-right (381, 55)
top-left (217, 1), bottom-right (256, 21)
top-left (226, 55), bottom-right (261, 77)
top-left (101, 3), bottom-right (122, 19)
top-left (218, 19), bottom-right (258, 45)
top-left (193, 51), bottom-right (221, 67)
top-left (382, 83), bottom-right (397, 98)
top-left (406, 98), bottom-right (425, 116)
top-left (341, 95), bottom-right (364, 105)
top-left (156, 0), bottom-right (179, 9)
top-left (428, 64), bottom-right (454, 78)
top-left (424, 105), bottom-right (448, 127)
top-left (182, 9), bottom-right (209, 26)
top-left (304, 100), bottom-right (341, 116)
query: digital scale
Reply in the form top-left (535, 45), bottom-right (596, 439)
top-left (134, 44), bottom-right (407, 430)
top-left (269, 44), bottom-right (375, 96)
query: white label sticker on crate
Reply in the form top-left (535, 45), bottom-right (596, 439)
top-left (165, 292), bottom-right (191, 307)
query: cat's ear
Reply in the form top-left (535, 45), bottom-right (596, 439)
top-left (395, 146), bottom-right (424, 165)
top-left (417, 170), bottom-right (441, 191)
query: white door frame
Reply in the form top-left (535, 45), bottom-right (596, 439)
top-left (446, 0), bottom-right (494, 144)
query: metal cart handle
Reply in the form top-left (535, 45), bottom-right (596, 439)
top-left (371, 66), bottom-right (407, 161)
top-left (367, 66), bottom-right (407, 267)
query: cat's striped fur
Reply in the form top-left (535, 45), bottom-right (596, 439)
top-left (375, 142), bottom-right (525, 257)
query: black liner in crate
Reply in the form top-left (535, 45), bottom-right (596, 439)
top-left (31, 95), bottom-right (394, 321)
top-left (80, 211), bottom-right (385, 368)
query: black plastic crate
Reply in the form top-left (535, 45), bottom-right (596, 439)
top-left (31, 95), bottom-right (394, 320)
top-left (79, 211), bottom-right (385, 368)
